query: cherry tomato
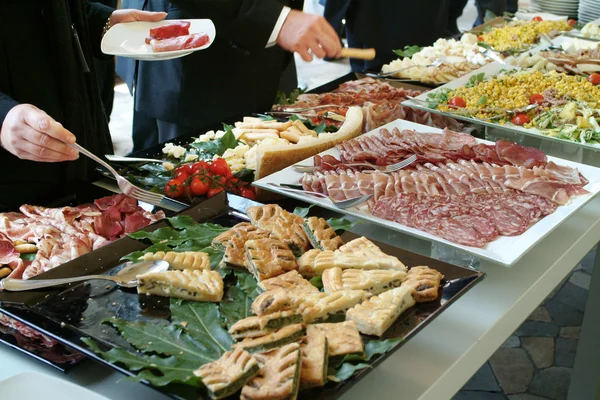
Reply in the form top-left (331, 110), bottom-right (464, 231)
top-left (175, 164), bottom-right (192, 176)
top-left (529, 93), bottom-right (545, 105)
top-left (532, 16), bottom-right (543, 22)
top-left (213, 175), bottom-right (227, 187)
top-left (207, 187), bottom-right (224, 198)
top-left (240, 187), bottom-right (256, 200)
top-left (209, 158), bottom-right (231, 178)
top-left (568, 19), bottom-right (577, 26)
top-left (165, 178), bottom-right (185, 198)
top-left (225, 178), bottom-right (241, 194)
top-left (477, 35), bottom-right (484, 42)
top-left (448, 97), bottom-right (467, 108)
top-left (511, 114), bottom-right (530, 126)
top-left (189, 175), bottom-right (209, 197)
top-left (588, 73), bottom-right (600, 85)
top-left (191, 160), bottom-right (210, 174)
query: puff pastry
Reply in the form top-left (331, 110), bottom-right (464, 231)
top-left (297, 249), bottom-right (383, 277)
top-left (233, 324), bottom-right (306, 354)
top-left (296, 290), bottom-right (370, 323)
top-left (229, 311), bottom-right (302, 340)
top-left (302, 217), bottom-right (344, 251)
top-left (312, 321), bottom-right (364, 357)
top-left (338, 237), bottom-right (407, 271)
top-left (346, 286), bottom-right (415, 337)
top-left (194, 347), bottom-right (259, 400)
top-left (241, 343), bottom-right (302, 400)
top-left (137, 269), bottom-right (223, 302)
top-left (403, 266), bottom-right (444, 302)
top-left (251, 289), bottom-right (293, 316)
top-left (258, 270), bottom-right (318, 294)
top-left (322, 267), bottom-right (406, 295)
top-left (247, 204), bottom-right (310, 255)
top-left (245, 238), bottom-right (297, 282)
top-left (300, 325), bottom-right (328, 388)
top-left (139, 251), bottom-right (210, 270)
top-left (212, 223), bottom-right (271, 269)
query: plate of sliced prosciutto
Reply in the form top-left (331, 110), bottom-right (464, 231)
top-left (101, 19), bottom-right (215, 60)
top-left (254, 119), bottom-right (600, 266)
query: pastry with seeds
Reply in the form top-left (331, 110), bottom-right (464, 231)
top-left (139, 251), bottom-right (211, 270)
top-left (296, 290), bottom-right (370, 323)
top-left (212, 223), bottom-right (271, 269)
top-left (233, 324), bottom-right (306, 354)
top-left (322, 267), bottom-right (407, 295)
top-left (302, 217), bottom-right (344, 251)
top-left (346, 286), bottom-right (416, 337)
top-left (313, 321), bottom-right (364, 357)
top-left (403, 266), bottom-right (444, 302)
top-left (338, 237), bottom-right (407, 271)
top-left (137, 269), bottom-right (223, 302)
top-left (300, 325), bottom-right (328, 388)
top-left (229, 311), bottom-right (303, 340)
top-left (241, 343), bottom-right (302, 400)
top-left (193, 347), bottom-right (259, 400)
top-left (258, 270), bottom-right (318, 294)
top-left (247, 204), bottom-right (310, 255)
top-left (245, 238), bottom-right (297, 281)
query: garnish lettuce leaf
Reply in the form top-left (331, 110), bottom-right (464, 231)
top-left (393, 45), bottom-right (423, 58)
top-left (190, 127), bottom-right (238, 160)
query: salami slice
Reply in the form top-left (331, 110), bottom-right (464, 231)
top-left (453, 214), bottom-right (498, 242)
top-left (436, 218), bottom-right (487, 248)
top-left (513, 193), bottom-right (557, 216)
top-left (502, 195), bottom-right (541, 224)
top-left (483, 205), bottom-right (528, 236)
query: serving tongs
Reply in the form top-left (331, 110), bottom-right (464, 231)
top-left (293, 154), bottom-right (417, 173)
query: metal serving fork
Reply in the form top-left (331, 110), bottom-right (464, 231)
top-left (280, 104), bottom-right (350, 113)
top-left (105, 154), bottom-right (164, 163)
top-left (70, 143), bottom-right (187, 211)
top-left (266, 183), bottom-right (372, 209)
top-left (293, 154), bottom-right (417, 174)
top-left (367, 56), bottom-right (447, 79)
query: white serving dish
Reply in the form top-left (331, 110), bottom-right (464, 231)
top-left (0, 372), bottom-right (108, 400)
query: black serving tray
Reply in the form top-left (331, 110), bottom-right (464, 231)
top-left (0, 193), bottom-right (484, 399)
top-left (0, 181), bottom-right (171, 372)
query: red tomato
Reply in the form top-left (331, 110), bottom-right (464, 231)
top-left (165, 178), bottom-right (185, 198)
top-left (588, 73), bottom-right (600, 85)
top-left (207, 187), bottom-right (224, 198)
top-left (191, 160), bottom-right (210, 174)
top-left (175, 164), bottom-right (192, 176)
top-left (212, 175), bottom-right (226, 187)
top-left (240, 187), bottom-right (256, 200)
top-left (209, 158), bottom-right (231, 178)
top-left (448, 97), bottom-right (467, 108)
top-left (532, 16), bottom-right (543, 22)
top-left (511, 114), bottom-right (530, 126)
top-left (477, 35), bottom-right (484, 42)
top-left (529, 93), bottom-right (545, 105)
top-left (568, 19), bottom-right (577, 26)
top-left (190, 176), bottom-right (209, 197)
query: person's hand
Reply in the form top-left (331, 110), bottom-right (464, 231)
top-left (277, 10), bottom-right (342, 62)
top-left (0, 104), bottom-right (79, 162)
top-left (109, 9), bottom-right (167, 27)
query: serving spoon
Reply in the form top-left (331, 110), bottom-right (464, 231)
top-left (0, 260), bottom-right (169, 291)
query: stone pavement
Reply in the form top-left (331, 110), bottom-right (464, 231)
top-left (454, 246), bottom-right (597, 400)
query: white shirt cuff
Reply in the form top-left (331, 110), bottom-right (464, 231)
top-left (266, 6), bottom-right (291, 48)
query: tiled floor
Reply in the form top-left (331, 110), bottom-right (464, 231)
top-left (107, 2), bottom-right (595, 399)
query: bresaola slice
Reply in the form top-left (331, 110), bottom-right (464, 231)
top-left (145, 21), bottom-right (191, 44)
top-left (150, 33), bottom-right (209, 52)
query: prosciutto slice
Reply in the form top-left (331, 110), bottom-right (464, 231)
top-left (150, 33), bottom-right (210, 52)
top-left (0, 233), bottom-right (18, 265)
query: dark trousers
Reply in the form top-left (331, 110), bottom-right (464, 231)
top-left (474, 0), bottom-right (518, 26)
top-left (131, 109), bottom-right (199, 153)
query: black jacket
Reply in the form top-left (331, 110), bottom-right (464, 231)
top-left (0, 0), bottom-right (113, 210)
top-left (117, 0), bottom-right (301, 129)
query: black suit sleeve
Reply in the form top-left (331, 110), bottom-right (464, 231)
top-left (169, 0), bottom-right (284, 52)
top-left (0, 93), bottom-right (19, 128)
top-left (86, 1), bottom-right (115, 59)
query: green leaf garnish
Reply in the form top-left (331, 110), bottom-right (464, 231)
top-left (190, 129), bottom-right (238, 160)
top-left (393, 45), bottom-right (423, 58)
top-left (292, 205), bottom-right (315, 218)
top-left (309, 276), bottom-right (323, 290)
top-left (466, 73), bottom-right (485, 88)
top-left (20, 253), bottom-right (37, 261)
top-left (478, 95), bottom-right (487, 105)
top-left (326, 217), bottom-right (358, 233)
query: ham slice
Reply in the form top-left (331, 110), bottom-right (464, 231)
top-left (145, 21), bottom-right (190, 44)
top-left (0, 232), bottom-right (18, 265)
top-left (150, 33), bottom-right (210, 52)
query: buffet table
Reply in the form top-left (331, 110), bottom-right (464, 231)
top-left (1, 191), bottom-right (598, 400)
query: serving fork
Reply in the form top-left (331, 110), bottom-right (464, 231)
top-left (293, 154), bottom-right (417, 174)
top-left (266, 183), bottom-right (372, 209)
top-left (105, 154), bottom-right (164, 163)
top-left (70, 143), bottom-right (187, 211)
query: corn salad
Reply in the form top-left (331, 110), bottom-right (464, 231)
top-left (479, 20), bottom-right (572, 52)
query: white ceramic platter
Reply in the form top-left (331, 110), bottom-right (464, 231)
top-left (254, 119), bottom-right (600, 266)
top-left (101, 19), bottom-right (215, 61)
top-left (0, 372), bottom-right (109, 400)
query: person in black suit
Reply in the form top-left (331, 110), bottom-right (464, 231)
top-left (118, 0), bottom-right (342, 151)
top-left (474, 0), bottom-right (518, 27)
top-left (321, 0), bottom-right (452, 72)
top-left (0, 2), bottom-right (165, 209)
top-left (92, 0), bottom-right (119, 120)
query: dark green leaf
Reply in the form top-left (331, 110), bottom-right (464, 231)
top-left (292, 204), bottom-right (315, 218)
top-left (392, 45), bottom-right (423, 58)
top-left (314, 120), bottom-right (327, 134)
top-left (128, 227), bottom-right (188, 245)
top-left (326, 217), bottom-right (357, 233)
top-left (309, 276), bottom-right (323, 290)
top-left (329, 363), bottom-right (371, 382)
top-left (258, 115), bottom-right (276, 121)
top-left (234, 168), bottom-right (255, 183)
top-left (426, 89), bottom-right (450, 109)
top-left (20, 253), bottom-right (37, 261)
top-left (364, 338), bottom-right (402, 360)
top-left (234, 270), bottom-right (261, 299)
top-left (170, 299), bottom-right (234, 354)
top-left (121, 243), bottom-right (172, 262)
top-left (219, 284), bottom-right (254, 329)
top-left (190, 129), bottom-right (238, 160)
top-left (274, 88), bottom-right (305, 105)
top-left (466, 73), bottom-right (485, 88)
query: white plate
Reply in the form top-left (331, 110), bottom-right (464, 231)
top-left (101, 19), bottom-right (215, 61)
top-left (515, 11), bottom-right (568, 21)
top-left (0, 372), bottom-right (109, 400)
top-left (402, 60), bottom-right (600, 150)
top-left (254, 119), bottom-right (600, 266)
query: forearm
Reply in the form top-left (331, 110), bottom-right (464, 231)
top-left (0, 93), bottom-right (19, 129)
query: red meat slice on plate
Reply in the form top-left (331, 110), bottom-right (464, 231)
top-left (123, 211), bottom-right (151, 234)
top-left (145, 21), bottom-right (191, 44)
top-left (0, 232), bottom-right (19, 265)
top-left (150, 33), bottom-right (210, 52)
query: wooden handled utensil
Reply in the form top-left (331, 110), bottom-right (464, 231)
top-left (340, 47), bottom-right (376, 60)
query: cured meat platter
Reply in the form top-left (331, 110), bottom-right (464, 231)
top-left (403, 62), bottom-right (600, 150)
top-left (254, 119), bottom-right (600, 266)
top-left (0, 194), bottom-right (484, 400)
